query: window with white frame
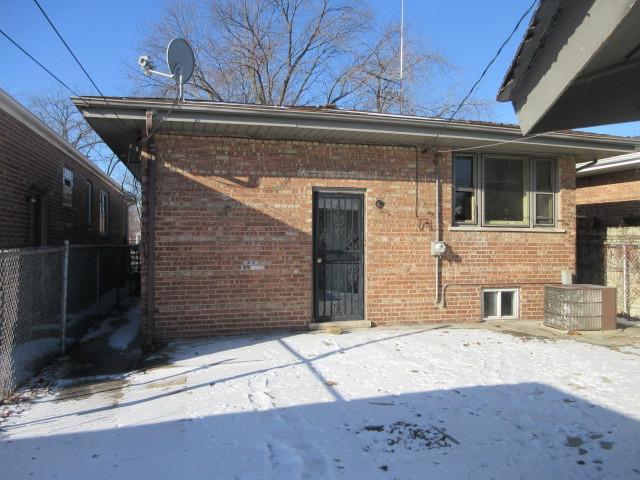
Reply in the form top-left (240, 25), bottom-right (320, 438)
top-left (99, 190), bottom-right (109, 235)
top-left (86, 181), bottom-right (93, 223)
top-left (453, 154), bottom-right (557, 228)
top-left (483, 289), bottom-right (518, 320)
top-left (62, 167), bottom-right (74, 207)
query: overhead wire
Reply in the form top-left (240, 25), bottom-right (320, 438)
top-left (429, 0), bottom-right (538, 150)
top-left (31, 0), bottom-right (131, 129)
top-left (0, 29), bottom-right (86, 103)
top-left (32, 0), bottom-right (106, 98)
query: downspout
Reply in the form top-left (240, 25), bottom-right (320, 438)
top-left (143, 109), bottom-right (157, 344)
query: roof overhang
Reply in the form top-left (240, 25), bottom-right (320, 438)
top-left (72, 96), bottom-right (639, 178)
top-left (498, 0), bottom-right (640, 135)
top-left (577, 151), bottom-right (640, 177)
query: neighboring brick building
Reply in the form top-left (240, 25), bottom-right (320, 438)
top-left (75, 97), bottom-right (638, 339)
top-left (0, 90), bottom-right (128, 249)
top-left (576, 152), bottom-right (640, 227)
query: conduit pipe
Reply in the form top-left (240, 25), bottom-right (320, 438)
top-left (434, 153), bottom-right (441, 305)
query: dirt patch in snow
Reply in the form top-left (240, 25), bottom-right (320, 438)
top-left (358, 421), bottom-right (456, 453)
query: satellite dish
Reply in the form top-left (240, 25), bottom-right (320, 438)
top-left (166, 38), bottom-right (195, 84)
top-left (138, 38), bottom-right (195, 100)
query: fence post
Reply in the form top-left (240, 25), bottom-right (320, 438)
top-left (96, 247), bottom-right (101, 320)
top-left (60, 240), bottom-right (69, 355)
top-left (623, 243), bottom-right (628, 316)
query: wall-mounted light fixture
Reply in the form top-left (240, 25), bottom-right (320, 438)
top-left (375, 199), bottom-right (385, 209)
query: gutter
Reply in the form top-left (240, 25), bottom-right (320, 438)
top-left (73, 97), bottom-right (639, 155)
top-left (576, 151), bottom-right (640, 177)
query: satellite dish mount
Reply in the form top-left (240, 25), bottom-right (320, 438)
top-left (138, 38), bottom-right (195, 101)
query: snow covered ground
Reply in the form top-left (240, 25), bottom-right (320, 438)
top-left (1, 327), bottom-right (640, 479)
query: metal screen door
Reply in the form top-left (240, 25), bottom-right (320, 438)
top-left (313, 192), bottom-right (364, 321)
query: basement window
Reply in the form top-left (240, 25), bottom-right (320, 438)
top-left (483, 289), bottom-right (518, 320)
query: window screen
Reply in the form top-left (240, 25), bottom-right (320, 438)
top-left (483, 157), bottom-right (528, 225)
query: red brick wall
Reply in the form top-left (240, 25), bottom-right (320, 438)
top-left (0, 109), bottom-right (128, 248)
top-left (576, 169), bottom-right (640, 226)
top-left (143, 134), bottom-right (576, 339)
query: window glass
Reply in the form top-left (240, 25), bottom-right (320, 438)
top-left (483, 157), bottom-right (527, 224)
top-left (535, 159), bottom-right (553, 192)
top-left (535, 194), bottom-right (554, 225)
top-left (454, 155), bottom-right (475, 224)
top-left (454, 156), bottom-right (474, 188)
top-left (99, 190), bottom-right (109, 234)
top-left (483, 291), bottom-right (498, 318)
top-left (62, 167), bottom-right (74, 207)
top-left (501, 291), bottom-right (515, 317)
top-left (455, 191), bottom-right (474, 222)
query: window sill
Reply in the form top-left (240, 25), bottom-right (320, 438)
top-left (449, 225), bottom-right (566, 233)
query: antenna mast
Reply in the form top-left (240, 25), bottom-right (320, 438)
top-left (399, 0), bottom-right (404, 114)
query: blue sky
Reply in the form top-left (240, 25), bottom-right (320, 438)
top-left (2, 0), bottom-right (639, 137)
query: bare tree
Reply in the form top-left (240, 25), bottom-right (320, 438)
top-left (132, 0), bottom-right (490, 119)
top-left (28, 89), bottom-right (120, 176)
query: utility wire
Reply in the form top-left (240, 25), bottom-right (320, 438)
top-left (0, 28), bottom-right (86, 102)
top-left (31, 0), bottom-right (131, 129)
top-left (437, 132), bottom-right (549, 154)
top-left (430, 0), bottom-right (538, 148)
top-left (32, 0), bottom-right (107, 98)
top-left (143, 89), bottom-right (181, 143)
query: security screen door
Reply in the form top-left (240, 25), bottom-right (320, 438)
top-left (313, 192), bottom-right (364, 321)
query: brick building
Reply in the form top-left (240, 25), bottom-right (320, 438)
top-left (75, 98), bottom-right (638, 339)
top-left (576, 152), bottom-right (640, 227)
top-left (0, 90), bottom-right (128, 249)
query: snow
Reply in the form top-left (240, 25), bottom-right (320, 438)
top-left (108, 304), bottom-right (141, 351)
top-left (6, 337), bottom-right (59, 390)
top-left (78, 298), bottom-right (140, 350)
top-left (1, 327), bottom-right (640, 479)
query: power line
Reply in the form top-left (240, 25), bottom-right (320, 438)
top-left (32, 0), bottom-right (132, 134)
top-left (0, 29), bottom-right (85, 101)
top-left (431, 0), bottom-right (538, 148)
top-left (32, 0), bottom-right (106, 98)
top-left (438, 132), bottom-right (549, 154)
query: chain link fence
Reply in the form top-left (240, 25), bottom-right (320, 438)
top-left (0, 244), bottom-right (137, 398)
top-left (577, 229), bottom-right (640, 320)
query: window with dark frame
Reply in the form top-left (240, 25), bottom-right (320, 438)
top-left (62, 167), bottom-right (74, 207)
top-left (86, 181), bottom-right (93, 223)
top-left (99, 190), bottom-right (109, 235)
top-left (452, 154), bottom-right (557, 228)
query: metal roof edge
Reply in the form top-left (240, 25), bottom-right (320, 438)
top-left (576, 151), bottom-right (640, 176)
top-left (72, 96), bottom-right (639, 151)
top-left (1, 89), bottom-right (123, 194)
